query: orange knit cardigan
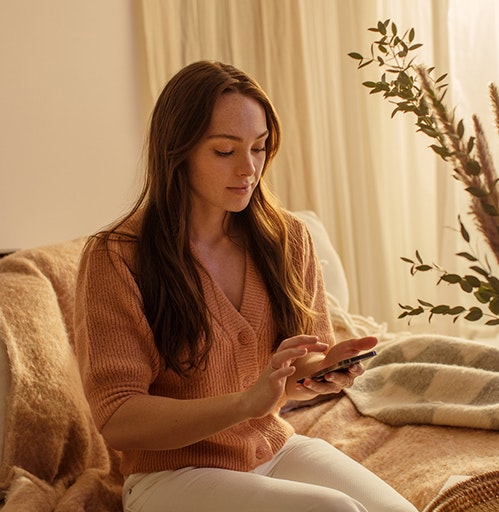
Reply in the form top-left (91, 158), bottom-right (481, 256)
top-left (74, 211), bottom-right (334, 476)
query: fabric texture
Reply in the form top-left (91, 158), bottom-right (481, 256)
top-left (122, 435), bottom-right (417, 512)
top-left (345, 334), bottom-right (499, 429)
top-left (74, 210), bottom-right (334, 476)
top-left (0, 239), bottom-right (123, 511)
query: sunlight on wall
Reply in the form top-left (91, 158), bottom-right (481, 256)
top-left (0, 0), bottom-right (148, 249)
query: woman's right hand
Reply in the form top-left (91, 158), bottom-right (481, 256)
top-left (243, 335), bottom-right (328, 419)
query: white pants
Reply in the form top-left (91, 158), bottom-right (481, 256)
top-left (122, 435), bottom-right (418, 512)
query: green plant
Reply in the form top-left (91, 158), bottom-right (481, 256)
top-left (349, 19), bottom-right (499, 326)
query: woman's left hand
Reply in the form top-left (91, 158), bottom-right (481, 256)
top-left (296, 336), bottom-right (377, 396)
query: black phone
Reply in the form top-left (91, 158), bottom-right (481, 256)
top-left (297, 350), bottom-right (377, 384)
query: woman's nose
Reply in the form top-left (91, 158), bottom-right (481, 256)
top-left (237, 153), bottom-right (256, 176)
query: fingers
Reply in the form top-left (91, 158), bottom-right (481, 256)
top-left (277, 334), bottom-right (328, 352)
top-left (322, 336), bottom-right (378, 366)
top-left (271, 336), bottom-right (328, 371)
top-left (298, 362), bottom-right (364, 394)
top-left (270, 346), bottom-right (308, 371)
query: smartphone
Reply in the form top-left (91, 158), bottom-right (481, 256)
top-left (297, 350), bottom-right (377, 384)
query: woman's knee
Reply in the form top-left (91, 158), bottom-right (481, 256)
top-left (303, 490), bottom-right (367, 512)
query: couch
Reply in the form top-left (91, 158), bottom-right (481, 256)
top-left (0, 211), bottom-right (498, 511)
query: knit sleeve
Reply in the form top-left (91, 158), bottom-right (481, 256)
top-left (74, 236), bottom-right (161, 431)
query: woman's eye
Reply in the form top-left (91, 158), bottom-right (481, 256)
top-left (215, 150), bottom-right (234, 156)
top-left (252, 147), bottom-right (266, 153)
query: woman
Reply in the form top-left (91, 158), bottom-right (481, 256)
top-left (74, 60), bottom-right (417, 512)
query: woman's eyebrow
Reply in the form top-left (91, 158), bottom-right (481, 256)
top-left (207, 130), bottom-right (269, 141)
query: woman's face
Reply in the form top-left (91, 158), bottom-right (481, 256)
top-left (186, 92), bottom-right (268, 221)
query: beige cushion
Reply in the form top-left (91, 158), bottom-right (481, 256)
top-left (294, 210), bottom-right (349, 311)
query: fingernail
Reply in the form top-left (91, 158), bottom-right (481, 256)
top-left (350, 363), bottom-right (362, 373)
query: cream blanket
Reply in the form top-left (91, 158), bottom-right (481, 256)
top-left (328, 294), bottom-right (499, 430)
top-left (0, 240), bottom-right (122, 511)
top-left (346, 334), bottom-right (499, 430)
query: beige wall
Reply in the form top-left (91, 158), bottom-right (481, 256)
top-left (0, 0), bottom-right (149, 250)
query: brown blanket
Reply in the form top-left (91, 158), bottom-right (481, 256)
top-left (0, 240), bottom-right (122, 511)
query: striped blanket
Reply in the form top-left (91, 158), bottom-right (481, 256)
top-left (345, 334), bottom-right (499, 430)
top-left (326, 293), bottom-right (499, 430)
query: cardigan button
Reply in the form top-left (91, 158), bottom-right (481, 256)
top-left (255, 446), bottom-right (267, 459)
top-left (238, 331), bottom-right (250, 345)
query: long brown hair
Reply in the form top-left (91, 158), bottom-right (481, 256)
top-left (108, 61), bottom-right (314, 375)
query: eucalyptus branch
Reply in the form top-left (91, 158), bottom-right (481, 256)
top-left (399, 221), bottom-right (499, 326)
top-left (350, 19), bottom-right (499, 327)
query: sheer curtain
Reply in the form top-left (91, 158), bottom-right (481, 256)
top-left (138, 0), bottom-right (498, 338)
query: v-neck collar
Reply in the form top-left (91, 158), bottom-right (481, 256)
top-left (191, 245), bottom-right (269, 336)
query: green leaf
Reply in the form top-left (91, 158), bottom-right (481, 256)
top-left (465, 159), bottom-right (481, 176)
top-left (459, 217), bottom-right (470, 243)
top-left (348, 52), bottom-right (364, 60)
top-left (485, 319), bottom-right (499, 326)
top-left (431, 305), bottom-right (450, 314)
top-left (456, 251), bottom-right (477, 262)
top-left (466, 186), bottom-right (488, 197)
top-left (474, 289), bottom-right (492, 304)
top-left (459, 280), bottom-right (473, 293)
top-left (416, 250), bottom-right (423, 264)
top-left (401, 257), bottom-right (414, 264)
top-left (358, 59), bottom-right (374, 69)
top-left (448, 306), bottom-right (466, 315)
top-left (430, 144), bottom-right (449, 158)
top-left (489, 298), bottom-right (499, 315)
top-left (409, 28), bottom-right (415, 42)
top-left (464, 275), bottom-right (481, 288)
top-left (378, 21), bottom-right (387, 35)
top-left (465, 307), bottom-right (483, 321)
top-left (408, 307), bottom-right (424, 316)
top-left (417, 124), bottom-right (439, 138)
top-left (441, 274), bottom-right (461, 284)
top-left (489, 276), bottom-right (499, 293)
top-left (418, 299), bottom-right (434, 307)
top-left (471, 265), bottom-right (490, 279)
top-left (457, 119), bottom-right (464, 138)
top-left (398, 303), bottom-right (414, 311)
top-left (415, 264), bottom-right (432, 272)
top-left (467, 137), bottom-right (475, 153)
